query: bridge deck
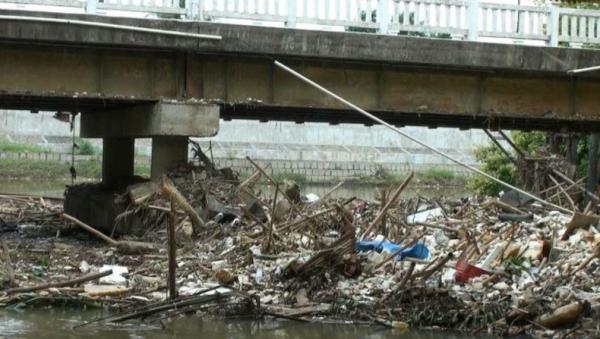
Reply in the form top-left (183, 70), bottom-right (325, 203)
top-left (1, 10), bottom-right (600, 131)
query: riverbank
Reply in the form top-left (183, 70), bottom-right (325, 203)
top-left (0, 155), bottom-right (467, 188)
top-left (1, 155), bottom-right (599, 338)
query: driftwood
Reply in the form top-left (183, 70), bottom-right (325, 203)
top-left (61, 213), bottom-right (158, 254)
top-left (498, 213), bottom-right (534, 222)
top-left (1, 239), bottom-right (15, 286)
top-left (552, 169), bottom-right (600, 202)
top-left (382, 262), bottom-right (416, 302)
top-left (127, 182), bottom-right (159, 205)
top-left (167, 197), bottom-right (178, 300)
top-left (3, 270), bottom-right (112, 295)
top-left (417, 252), bottom-right (455, 281)
top-left (361, 172), bottom-right (414, 238)
top-left (263, 303), bottom-right (331, 318)
top-left (107, 290), bottom-right (234, 323)
top-left (494, 199), bottom-right (528, 215)
top-left (548, 174), bottom-right (578, 212)
top-left (160, 175), bottom-right (205, 234)
top-left (275, 206), bottom-right (336, 232)
top-left (561, 213), bottom-right (600, 241)
top-left (572, 245), bottom-right (600, 274)
top-left (537, 301), bottom-right (587, 329)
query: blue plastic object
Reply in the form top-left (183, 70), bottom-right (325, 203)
top-left (356, 239), bottom-right (429, 261)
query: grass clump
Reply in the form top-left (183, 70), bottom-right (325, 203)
top-left (76, 139), bottom-right (97, 156)
top-left (416, 167), bottom-right (465, 185)
top-left (0, 141), bottom-right (48, 153)
top-left (0, 158), bottom-right (102, 180)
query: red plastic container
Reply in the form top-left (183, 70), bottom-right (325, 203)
top-left (454, 260), bottom-right (490, 283)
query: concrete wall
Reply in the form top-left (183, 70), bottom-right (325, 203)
top-left (0, 110), bottom-right (489, 181)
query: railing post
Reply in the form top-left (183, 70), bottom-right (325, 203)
top-left (85, 0), bottom-right (97, 14)
top-left (549, 5), bottom-right (559, 46)
top-left (378, 0), bottom-right (390, 34)
top-left (286, 0), bottom-right (297, 28)
top-left (185, 0), bottom-right (192, 19)
top-left (185, 0), bottom-right (200, 20)
top-left (467, 0), bottom-right (479, 40)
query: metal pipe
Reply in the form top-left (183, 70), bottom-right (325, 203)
top-left (567, 65), bottom-right (600, 75)
top-left (274, 60), bottom-right (573, 214)
top-left (0, 15), bottom-right (222, 40)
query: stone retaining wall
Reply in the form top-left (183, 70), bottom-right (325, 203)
top-left (0, 151), bottom-right (473, 182)
top-left (212, 158), bottom-right (472, 182)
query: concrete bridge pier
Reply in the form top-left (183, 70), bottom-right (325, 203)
top-left (102, 137), bottom-right (135, 187)
top-left (80, 101), bottom-right (220, 186)
top-left (151, 136), bottom-right (189, 180)
top-left (64, 101), bottom-right (219, 234)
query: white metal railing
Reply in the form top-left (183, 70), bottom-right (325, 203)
top-left (2, 0), bottom-right (600, 46)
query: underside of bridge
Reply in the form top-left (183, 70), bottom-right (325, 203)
top-left (3, 9), bottom-right (600, 231)
top-left (1, 10), bottom-right (600, 185)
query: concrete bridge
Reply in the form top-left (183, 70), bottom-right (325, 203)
top-left (2, 8), bottom-right (600, 186)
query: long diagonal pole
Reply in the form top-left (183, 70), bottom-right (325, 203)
top-left (273, 60), bottom-right (572, 214)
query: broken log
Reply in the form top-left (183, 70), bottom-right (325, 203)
top-left (1, 239), bottom-right (15, 287)
top-left (552, 169), bottom-right (600, 202)
top-left (167, 197), bottom-right (177, 300)
top-left (537, 301), bottom-right (587, 329)
top-left (61, 213), bottom-right (118, 246)
top-left (561, 213), bottom-right (600, 241)
top-left (160, 175), bottom-right (206, 234)
top-left (498, 213), bottom-right (534, 222)
top-left (361, 172), bottom-right (414, 238)
top-left (3, 270), bottom-right (112, 294)
top-left (573, 245), bottom-right (600, 274)
top-left (61, 213), bottom-right (158, 254)
top-left (127, 181), bottom-right (159, 205)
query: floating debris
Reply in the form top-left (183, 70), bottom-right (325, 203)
top-left (1, 149), bottom-right (599, 338)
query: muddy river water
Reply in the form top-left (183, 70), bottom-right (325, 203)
top-left (0, 179), bottom-right (469, 200)
top-left (0, 308), bottom-right (496, 339)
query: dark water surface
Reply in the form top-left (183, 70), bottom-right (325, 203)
top-left (0, 309), bottom-right (494, 339)
top-left (0, 179), bottom-right (469, 200)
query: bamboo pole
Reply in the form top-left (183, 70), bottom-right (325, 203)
top-left (360, 172), bottom-right (414, 238)
top-left (167, 197), bottom-right (177, 300)
top-left (3, 270), bottom-right (112, 294)
top-left (273, 60), bottom-right (573, 215)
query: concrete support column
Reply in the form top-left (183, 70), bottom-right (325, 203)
top-left (151, 136), bottom-right (189, 180)
top-left (586, 133), bottom-right (599, 205)
top-left (102, 137), bottom-right (134, 187)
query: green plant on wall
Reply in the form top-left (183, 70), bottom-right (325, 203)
top-left (468, 131), bottom-right (546, 196)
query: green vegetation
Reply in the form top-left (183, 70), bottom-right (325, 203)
top-left (467, 131), bottom-right (583, 196)
top-left (76, 139), bottom-right (97, 156)
top-left (0, 158), bottom-right (101, 180)
top-left (416, 167), bottom-right (465, 185)
top-left (0, 158), bottom-right (70, 179)
top-left (134, 162), bottom-right (151, 177)
top-left (0, 157), bottom-right (150, 180)
top-left (0, 141), bottom-right (48, 153)
top-left (357, 167), bottom-right (466, 186)
top-left (467, 144), bottom-right (515, 196)
top-left (75, 160), bottom-right (102, 178)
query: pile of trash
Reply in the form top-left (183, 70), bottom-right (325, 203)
top-left (1, 150), bottom-right (600, 337)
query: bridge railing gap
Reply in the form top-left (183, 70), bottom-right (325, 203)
top-left (0, 0), bottom-right (598, 46)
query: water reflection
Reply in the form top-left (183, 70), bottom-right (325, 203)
top-left (0, 309), bottom-right (493, 339)
top-left (0, 179), bottom-right (470, 201)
